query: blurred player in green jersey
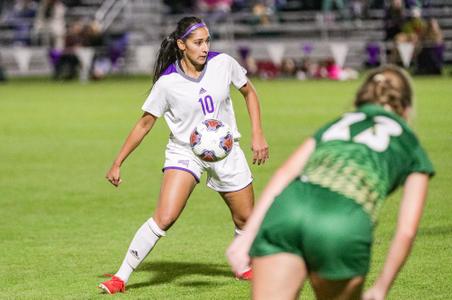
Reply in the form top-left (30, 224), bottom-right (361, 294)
top-left (227, 65), bottom-right (434, 300)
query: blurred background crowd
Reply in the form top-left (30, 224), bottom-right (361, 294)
top-left (0, 0), bottom-right (449, 81)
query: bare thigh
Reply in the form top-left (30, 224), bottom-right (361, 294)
top-left (309, 273), bottom-right (365, 300)
top-left (219, 183), bottom-right (254, 229)
top-left (152, 169), bottom-right (197, 230)
top-left (252, 253), bottom-right (308, 300)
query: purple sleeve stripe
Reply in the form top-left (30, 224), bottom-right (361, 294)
top-left (162, 166), bottom-right (200, 183)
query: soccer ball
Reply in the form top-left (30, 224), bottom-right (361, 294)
top-left (190, 119), bottom-right (234, 162)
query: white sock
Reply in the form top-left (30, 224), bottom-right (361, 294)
top-left (234, 227), bottom-right (251, 273)
top-left (115, 218), bottom-right (166, 283)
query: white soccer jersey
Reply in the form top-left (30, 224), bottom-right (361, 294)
top-left (142, 52), bottom-right (248, 145)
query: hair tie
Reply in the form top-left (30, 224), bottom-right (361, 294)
top-left (373, 73), bottom-right (386, 83)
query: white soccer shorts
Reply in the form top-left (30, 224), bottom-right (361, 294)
top-left (162, 139), bottom-right (253, 192)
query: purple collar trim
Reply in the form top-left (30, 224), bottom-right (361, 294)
top-left (207, 51), bottom-right (220, 60)
top-left (179, 23), bottom-right (206, 40)
top-left (160, 52), bottom-right (221, 80)
top-left (175, 52), bottom-right (221, 82)
top-left (161, 63), bottom-right (177, 76)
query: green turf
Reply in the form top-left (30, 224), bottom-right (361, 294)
top-left (0, 75), bottom-right (451, 299)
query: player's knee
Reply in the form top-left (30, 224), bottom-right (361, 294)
top-left (153, 214), bottom-right (176, 231)
top-left (233, 214), bottom-right (249, 229)
top-left (347, 276), bottom-right (364, 289)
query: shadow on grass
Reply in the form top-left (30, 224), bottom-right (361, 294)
top-left (126, 260), bottom-right (233, 290)
top-left (418, 224), bottom-right (452, 236)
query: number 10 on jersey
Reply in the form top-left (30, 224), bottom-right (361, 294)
top-left (199, 95), bottom-right (214, 115)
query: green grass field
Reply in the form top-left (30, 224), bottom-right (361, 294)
top-left (1, 75), bottom-right (451, 299)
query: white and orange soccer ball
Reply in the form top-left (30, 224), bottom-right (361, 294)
top-left (190, 119), bottom-right (234, 162)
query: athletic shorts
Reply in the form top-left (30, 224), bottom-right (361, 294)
top-left (249, 179), bottom-right (373, 280)
top-left (162, 138), bottom-right (253, 192)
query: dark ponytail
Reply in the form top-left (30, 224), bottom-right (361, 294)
top-left (152, 16), bottom-right (204, 83)
top-left (152, 32), bottom-right (179, 83)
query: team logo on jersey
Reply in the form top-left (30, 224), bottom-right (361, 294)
top-left (199, 87), bottom-right (207, 94)
top-left (203, 119), bottom-right (223, 131)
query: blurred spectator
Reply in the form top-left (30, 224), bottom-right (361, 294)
top-left (63, 0), bottom-right (82, 7)
top-left (320, 58), bottom-right (339, 79)
top-left (0, 67), bottom-right (5, 81)
top-left (400, 6), bottom-right (426, 44)
top-left (368, 0), bottom-right (383, 9)
top-left (83, 20), bottom-right (109, 80)
top-left (163, 0), bottom-right (194, 14)
top-left (299, 0), bottom-right (320, 10)
top-left (52, 19), bottom-right (104, 80)
top-left (384, 0), bottom-right (405, 41)
top-left (78, 19), bottom-right (110, 80)
top-left (415, 18), bottom-right (444, 74)
top-left (405, 0), bottom-right (421, 9)
top-left (315, 58), bottom-right (358, 80)
top-left (350, 0), bottom-right (372, 21)
top-left (79, 19), bottom-right (103, 47)
top-left (4, 0), bottom-right (37, 45)
top-left (246, 56), bottom-right (259, 75)
top-left (252, 0), bottom-right (286, 24)
top-left (390, 6), bottom-right (426, 65)
top-left (385, 0), bottom-right (411, 65)
top-left (106, 32), bottom-right (129, 73)
top-left (231, 0), bottom-right (248, 12)
top-left (237, 46), bottom-right (258, 75)
top-left (421, 18), bottom-right (443, 49)
top-left (256, 60), bottom-right (279, 79)
top-left (296, 58), bottom-right (318, 80)
top-left (252, 2), bottom-right (271, 24)
top-left (1, 0), bottom-right (10, 17)
top-left (365, 42), bottom-right (381, 67)
top-left (280, 57), bottom-right (297, 77)
top-left (322, 0), bottom-right (349, 22)
top-left (52, 17), bottom-right (126, 81)
top-left (52, 20), bottom-right (81, 80)
top-left (34, 0), bottom-right (66, 49)
top-left (0, 55), bottom-right (6, 82)
top-left (196, 0), bottom-right (232, 23)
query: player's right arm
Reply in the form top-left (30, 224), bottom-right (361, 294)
top-left (106, 112), bottom-right (158, 187)
top-left (226, 138), bottom-right (316, 274)
top-left (363, 172), bottom-right (429, 300)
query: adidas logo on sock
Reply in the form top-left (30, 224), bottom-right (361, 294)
top-left (130, 249), bottom-right (140, 260)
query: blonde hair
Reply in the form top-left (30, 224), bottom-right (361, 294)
top-left (354, 65), bottom-right (413, 117)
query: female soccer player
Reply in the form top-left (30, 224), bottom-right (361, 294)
top-left (99, 16), bottom-right (269, 294)
top-left (227, 65), bottom-right (434, 300)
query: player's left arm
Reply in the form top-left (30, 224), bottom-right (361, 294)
top-left (363, 173), bottom-right (430, 300)
top-left (239, 81), bottom-right (269, 165)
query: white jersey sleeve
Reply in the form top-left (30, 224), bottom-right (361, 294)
top-left (229, 56), bottom-right (248, 89)
top-left (142, 80), bottom-right (168, 117)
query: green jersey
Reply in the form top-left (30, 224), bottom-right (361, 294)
top-left (302, 104), bottom-right (434, 221)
